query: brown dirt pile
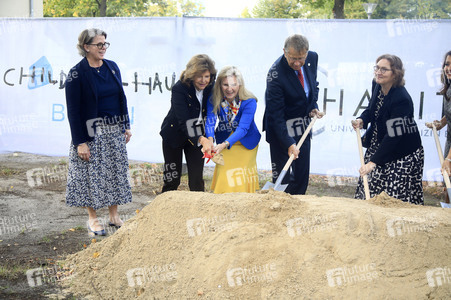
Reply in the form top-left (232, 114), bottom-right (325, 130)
top-left (62, 190), bottom-right (451, 299)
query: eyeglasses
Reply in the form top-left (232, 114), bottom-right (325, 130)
top-left (373, 66), bottom-right (392, 74)
top-left (285, 51), bottom-right (308, 62)
top-left (87, 42), bottom-right (110, 49)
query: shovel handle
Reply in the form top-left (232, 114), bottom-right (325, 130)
top-left (432, 124), bottom-right (451, 189)
top-left (281, 116), bottom-right (318, 172)
top-left (356, 127), bottom-right (371, 200)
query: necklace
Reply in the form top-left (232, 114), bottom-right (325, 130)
top-left (90, 61), bottom-right (103, 73)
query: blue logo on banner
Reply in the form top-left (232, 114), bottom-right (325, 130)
top-left (28, 56), bottom-right (53, 89)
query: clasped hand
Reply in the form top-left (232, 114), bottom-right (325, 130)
top-left (309, 109), bottom-right (325, 119)
top-left (199, 136), bottom-right (214, 156)
top-left (351, 119), bottom-right (363, 130)
top-left (425, 120), bottom-right (445, 131)
top-left (359, 161), bottom-right (376, 176)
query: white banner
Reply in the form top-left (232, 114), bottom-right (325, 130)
top-left (0, 17), bottom-right (450, 181)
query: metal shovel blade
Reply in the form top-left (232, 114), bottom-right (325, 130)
top-left (262, 181), bottom-right (274, 190)
top-left (262, 170), bottom-right (288, 191)
top-left (261, 181), bottom-right (288, 191)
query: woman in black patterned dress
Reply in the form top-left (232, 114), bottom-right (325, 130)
top-left (426, 50), bottom-right (451, 202)
top-left (351, 54), bottom-right (424, 204)
top-left (65, 29), bottom-right (132, 235)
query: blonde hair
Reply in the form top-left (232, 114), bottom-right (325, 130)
top-left (180, 54), bottom-right (216, 87)
top-left (77, 28), bottom-right (107, 57)
top-left (211, 66), bottom-right (257, 114)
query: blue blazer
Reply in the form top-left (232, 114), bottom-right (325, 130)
top-left (359, 81), bottom-right (422, 165)
top-left (65, 58), bottom-right (130, 146)
top-left (205, 98), bottom-right (261, 150)
top-left (263, 52), bottom-right (319, 150)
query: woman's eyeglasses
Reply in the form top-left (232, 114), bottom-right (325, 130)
top-left (87, 42), bottom-right (110, 49)
top-left (373, 66), bottom-right (392, 74)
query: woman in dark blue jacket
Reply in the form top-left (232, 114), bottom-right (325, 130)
top-left (204, 66), bottom-right (261, 193)
top-left (160, 54), bottom-right (217, 193)
top-left (65, 29), bottom-right (132, 235)
top-left (351, 54), bottom-right (423, 204)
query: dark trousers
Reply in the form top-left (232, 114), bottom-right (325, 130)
top-left (269, 137), bottom-right (311, 195)
top-left (161, 140), bottom-right (204, 192)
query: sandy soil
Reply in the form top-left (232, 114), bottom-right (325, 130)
top-left (62, 190), bottom-right (451, 299)
top-left (0, 152), bottom-right (450, 299)
top-left (0, 152), bottom-right (154, 299)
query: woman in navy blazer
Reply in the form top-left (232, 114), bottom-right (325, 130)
top-left (204, 66), bottom-right (261, 193)
top-left (352, 54), bottom-right (423, 204)
top-left (65, 29), bottom-right (132, 235)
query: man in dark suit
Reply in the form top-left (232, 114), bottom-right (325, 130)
top-left (263, 34), bottom-right (324, 195)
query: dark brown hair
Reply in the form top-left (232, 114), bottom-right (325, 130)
top-left (440, 51), bottom-right (451, 100)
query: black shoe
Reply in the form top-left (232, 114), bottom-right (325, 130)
top-left (108, 222), bottom-right (121, 229)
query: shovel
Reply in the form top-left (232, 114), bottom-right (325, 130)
top-left (262, 116), bottom-right (317, 191)
top-left (430, 123), bottom-right (451, 206)
top-left (356, 127), bottom-right (371, 200)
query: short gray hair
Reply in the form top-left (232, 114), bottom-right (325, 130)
top-left (284, 34), bottom-right (309, 53)
top-left (76, 28), bottom-right (107, 57)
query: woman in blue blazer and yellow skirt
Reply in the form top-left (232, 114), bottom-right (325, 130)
top-left (204, 66), bottom-right (261, 193)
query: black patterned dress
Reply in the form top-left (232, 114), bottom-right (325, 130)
top-left (355, 90), bottom-right (424, 204)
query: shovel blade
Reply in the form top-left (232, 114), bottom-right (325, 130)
top-left (262, 181), bottom-right (274, 190)
top-left (273, 183), bottom-right (288, 192)
top-left (261, 181), bottom-right (288, 192)
top-left (440, 202), bottom-right (451, 208)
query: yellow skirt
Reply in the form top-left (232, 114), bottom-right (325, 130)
top-left (211, 142), bottom-right (259, 194)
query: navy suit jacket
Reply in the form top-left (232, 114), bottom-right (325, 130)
top-left (205, 98), bottom-right (261, 150)
top-left (263, 52), bottom-right (319, 150)
top-left (160, 80), bottom-right (213, 148)
top-left (359, 81), bottom-right (422, 165)
top-left (65, 58), bottom-right (130, 146)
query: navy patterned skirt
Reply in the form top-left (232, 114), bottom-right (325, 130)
top-left (66, 124), bottom-right (132, 210)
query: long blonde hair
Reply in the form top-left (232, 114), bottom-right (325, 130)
top-left (211, 66), bottom-right (256, 114)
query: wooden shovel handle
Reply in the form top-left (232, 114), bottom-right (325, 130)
top-left (282, 116), bottom-right (318, 172)
top-left (356, 127), bottom-right (371, 200)
top-left (432, 124), bottom-right (451, 189)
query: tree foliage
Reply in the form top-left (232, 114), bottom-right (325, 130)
top-left (372, 0), bottom-right (451, 19)
top-left (249, 0), bottom-right (450, 19)
top-left (43, 0), bottom-right (204, 17)
top-left (251, 0), bottom-right (302, 19)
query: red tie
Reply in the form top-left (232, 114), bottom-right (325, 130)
top-left (297, 70), bottom-right (305, 89)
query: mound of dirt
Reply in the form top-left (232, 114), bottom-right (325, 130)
top-left (62, 190), bottom-right (451, 299)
